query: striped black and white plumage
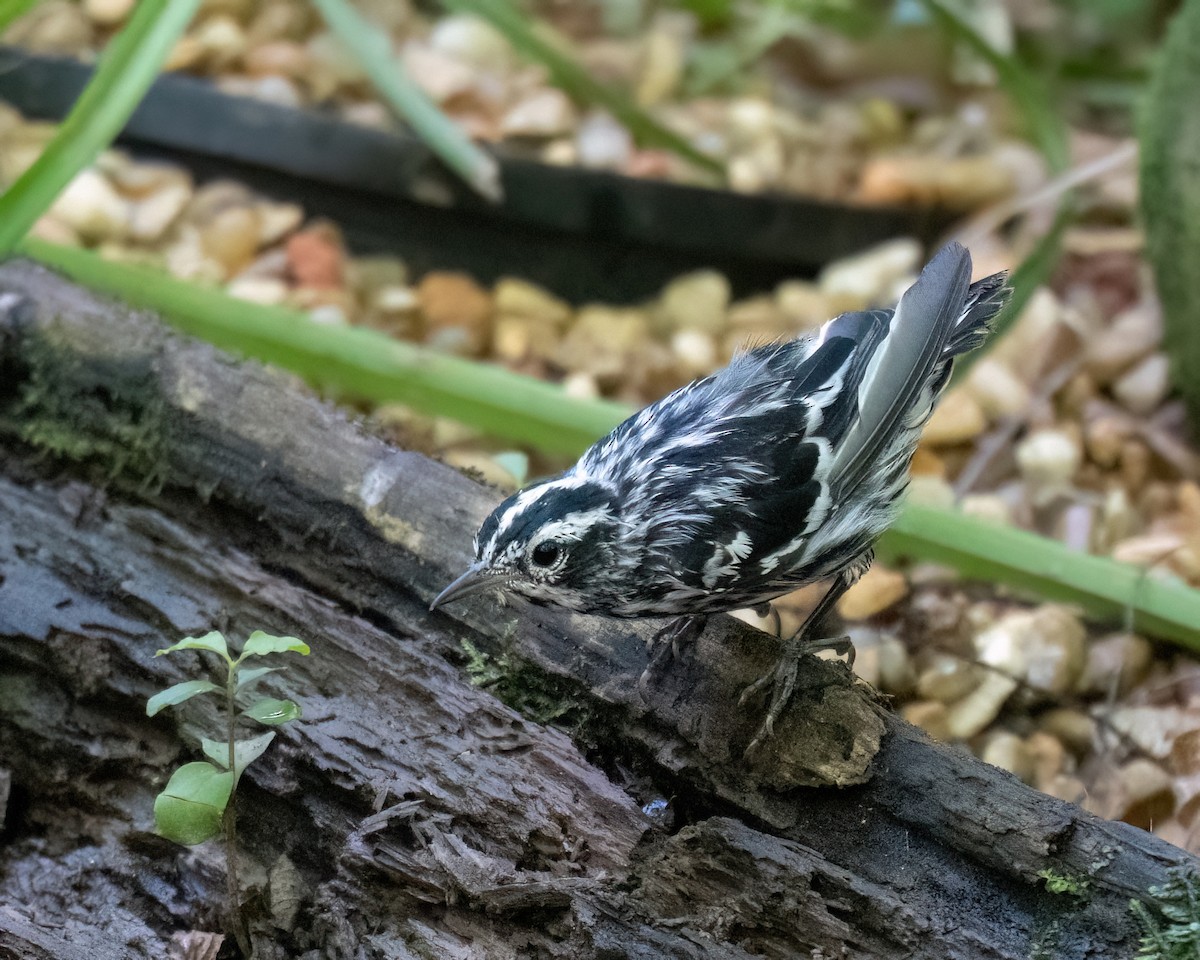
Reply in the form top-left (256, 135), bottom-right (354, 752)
top-left (433, 243), bottom-right (1009, 744)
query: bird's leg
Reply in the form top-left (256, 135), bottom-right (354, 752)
top-left (752, 602), bottom-right (782, 639)
top-left (740, 551), bottom-right (872, 754)
top-left (639, 615), bottom-right (706, 695)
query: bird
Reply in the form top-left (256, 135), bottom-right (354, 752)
top-left (431, 243), bottom-right (1010, 751)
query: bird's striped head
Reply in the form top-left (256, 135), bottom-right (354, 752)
top-left (431, 475), bottom-right (623, 612)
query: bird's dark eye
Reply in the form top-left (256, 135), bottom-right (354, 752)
top-left (531, 541), bottom-right (562, 567)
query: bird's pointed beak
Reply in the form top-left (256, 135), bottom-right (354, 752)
top-left (430, 562), bottom-right (493, 611)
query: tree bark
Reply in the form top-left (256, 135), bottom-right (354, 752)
top-left (0, 259), bottom-right (1193, 958)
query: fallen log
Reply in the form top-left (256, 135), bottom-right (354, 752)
top-left (0, 258), bottom-right (1194, 958)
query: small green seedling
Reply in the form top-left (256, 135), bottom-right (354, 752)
top-left (1131, 869), bottom-right (1200, 960)
top-left (147, 629), bottom-right (309, 953)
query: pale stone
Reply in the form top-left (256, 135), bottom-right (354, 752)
top-left (429, 14), bottom-right (513, 72)
top-left (1111, 532), bottom-right (1185, 567)
top-left (307, 31), bottom-right (367, 93)
top-left (418, 271), bottom-right (493, 357)
top-left (30, 216), bottom-right (80, 247)
top-left (493, 317), bottom-right (535, 363)
top-left (856, 154), bottom-right (1016, 210)
top-left (164, 227), bottom-right (226, 284)
top-left (876, 635), bottom-right (916, 697)
top-left (1077, 632), bottom-right (1152, 697)
top-left (725, 296), bottom-right (787, 339)
top-left (493, 278), bottom-right (571, 327)
top-left (109, 161), bottom-right (191, 199)
top-left (980, 731), bottom-right (1035, 783)
top-left (975, 605), bottom-right (1086, 697)
top-left (1037, 708), bottom-right (1095, 757)
top-left (922, 389), bottom-right (987, 446)
top-left (1113, 353), bottom-right (1170, 415)
top-left (194, 14), bottom-right (247, 71)
top-left (965, 359), bottom-right (1032, 419)
top-left (128, 182), bottom-right (192, 243)
top-left (220, 74), bottom-right (304, 108)
top-left (987, 287), bottom-right (1061, 380)
top-left (542, 139), bottom-right (578, 166)
top-left (658, 270), bottom-right (731, 335)
top-left (576, 112), bottom-right (634, 170)
top-left (243, 40), bottom-right (311, 78)
top-left (818, 238), bottom-right (922, 312)
top-left (373, 285), bottom-right (419, 313)
top-left (1015, 428), bottom-right (1081, 488)
top-left (255, 201), bottom-right (304, 246)
top-left (775, 280), bottom-right (832, 330)
top-left (1025, 731), bottom-right (1066, 787)
top-left (557, 306), bottom-right (648, 386)
top-left (49, 170), bottom-right (128, 243)
top-left (636, 26), bottom-right (685, 106)
top-left (165, 36), bottom-right (205, 72)
top-left (902, 701), bottom-right (951, 741)
top-left (501, 90), bottom-right (576, 138)
top-left (83, 0), bottom-right (135, 27)
top-left (671, 329), bottom-right (718, 377)
top-left (403, 44), bottom-right (475, 103)
top-left (227, 276), bottom-right (289, 305)
top-left (6, 2), bottom-right (93, 56)
top-left (915, 653), bottom-right (981, 703)
top-left (905, 475), bottom-right (955, 509)
top-left (959, 494), bottom-right (1011, 526)
top-left (562, 371), bottom-right (600, 400)
top-left (308, 303), bottom-right (348, 326)
top-left (199, 205), bottom-right (263, 274)
top-left (1084, 301), bottom-right (1163, 384)
top-left (837, 565), bottom-right (908, 620)
top-left (944, 672), bottom-right (1019, 740)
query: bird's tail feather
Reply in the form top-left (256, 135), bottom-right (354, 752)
top-left (827, 242), bottom-right (974, 493)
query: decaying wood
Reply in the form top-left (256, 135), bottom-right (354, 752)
top-left (0, 258), bottom-right (1195, 958)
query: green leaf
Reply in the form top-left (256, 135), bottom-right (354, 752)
top-left (240, 630), bottom-right (310, 658)
top-left (879, 504), bottom-right (1200, 654)
top-left (244, 698), bottom-right (302, 726)
top-left (155, 630), bottom-right (229, 659)
top-left (236, 666), bottom-right (281, 691)
top-left (146, 679), bottom-right (221, 717)
top-left (309, 0), bottom-right (501, 202)
top-left (201, 732), bottom-right (276, 777)
top-left (0, 0), bottom-right (38, 33)
top-left (152, 761), bottom-right (234, 845)
top-left (24, 238), bottom-right (630, 457)
top-left (1140, 0), bottom-right (1200, 430)
top-left (443, 0), bottom-right (723, 176)
top-left (0, 0), bottom-right (202, 254)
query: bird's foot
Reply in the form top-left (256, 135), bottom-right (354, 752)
top-left (638, 615), bottom-right (705, 697)
top-left (739, 632), bottom-right (855, 755)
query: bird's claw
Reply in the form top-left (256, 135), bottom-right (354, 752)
top-left (740, 633), bottom-right (856, 756)
top-left (638, 616), bottom-right (704, 697)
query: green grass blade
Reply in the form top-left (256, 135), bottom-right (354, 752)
top-left (0, 0), bottom-right (37, 33)
top-left (23, 238), bottom-right (628, 456)
top-left (879, 504), bottom-right (1200, 653)
top-left (0, 0), bottom-right (202, 254)
top-left (917, 0), bottom-right (1068, 172)
top-left (23, 239), bottom-right (1200, 652)
top-left (310, 0), bottom-right (502, 202)
top-left (443, 0), bottom-right (724, 177)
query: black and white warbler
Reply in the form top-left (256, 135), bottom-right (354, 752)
top-left (432, 243), bottom-right (1010, 749)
